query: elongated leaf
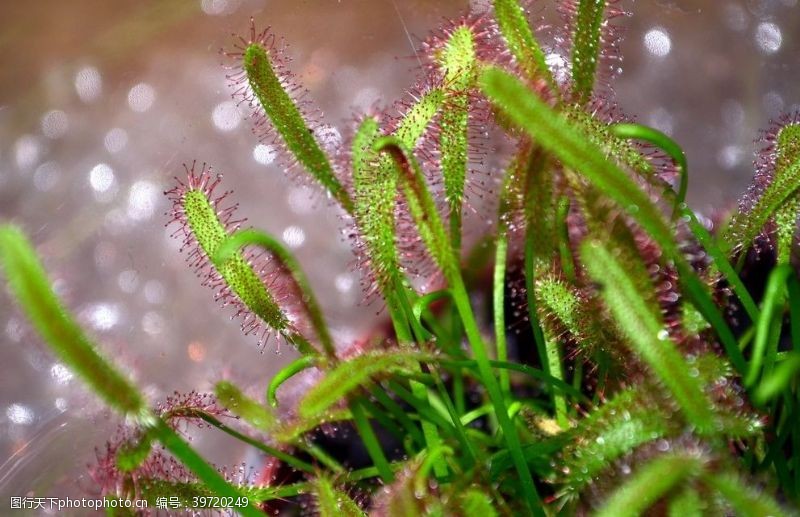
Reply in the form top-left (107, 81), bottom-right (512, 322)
top-left (557, 386), bottom-right (674, 497)
top-left (746, 264), bottom-right (795, 387)
top-left (569, 0), bottom-right (607, 103)
top-left (755, 352), bottom-right (800, 404)
top-left (242, 42), bottom-right (351, 211)
top-left (215, 228), bottom-right (334, 357)
top-left (299, 351), bottom-right (419, 419)
top-left (724, 122), bottom-right (800, 254)
top-left (492, 0), bottom-right (556, 89)
top-left (353, 91), bottom-right (443, 296)
top-left (215, 381), bottom-right (275, 431)
top-left (0, 225), bottom-right (147, 418)
top-left (437, 26), bottom-right (477, 250)
top-left (596, 452), bottom-right (704, 517)
top-left (374, 136), bottom-right (454, 277)
top-left (581, 240), bottom-right (717, 434)
top-left (480, 66), bottom-right (676, 257)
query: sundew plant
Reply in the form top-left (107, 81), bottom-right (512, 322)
top-left (3, 1), bottom-right (800, 515)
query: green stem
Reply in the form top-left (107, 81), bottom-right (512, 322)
top-left (746, 264), bottom-right (794, 387)
top-left (374, 137), bottom-right (543, 515)
top-left (350, 398), bottom-right (394, 483)
top-left (451, 274), bottom-right (544, 516)
top-left (185, 411), bottom-right (316, 473)
top-left (268, 355), bottom-right (318, 407)
top-left (610, 123), bottom-right (688, 215)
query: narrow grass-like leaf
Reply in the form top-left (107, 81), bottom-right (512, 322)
top-left (746, 264), bottom-right (794, 387)
top-left (374, 135), bottom-right (542, 507)
top-left (569, 0), bottom-right (607, 104)
top-left (521, 146), bottom-right (553, 384)
top-left (174, 409), bottom-right (316, 473)
top-left (755, 352), bottom-right (800, 404)
top-left (242, 43), bottom-right (351, 211)
top-left (214, 228), bottom-right (334, 357)
top-left (299, 350), bottom-right (419, 419)
top-left (350, 398), bottom-right (394, 483)
top-left (439, 358), bottom-right (587, 401)
top-left (704, 471), bottom-right (790, 517)
top-left (0, 225), bottom-right (147, 418)
top-left (314, 476), bottom-right (365, 517)
top-left (146, 420), bottom-right (263, 517)
top-left (581, 240), bottom-right (717, 434)
top-left (596, 452), bottom-right (704, 517)
top-left (214, 380), bottom-right (275, 431)
top-left (492, 0), bottom-right (556, 90)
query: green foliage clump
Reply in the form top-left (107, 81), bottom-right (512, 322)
top-left (3, 1), bottom-right (800, 515)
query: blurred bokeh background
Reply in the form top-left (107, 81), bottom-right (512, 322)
top-left (0, 0), bottom-right (797, 508)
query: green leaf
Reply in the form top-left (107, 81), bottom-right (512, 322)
top-left (596, 452), bottom-right (705, 517)
top-left (479, 66), bottom-right (746, 373)
top-left (299, 350), bottom-right (419, 419)
top-left (557, 386), bottom-right (674, 497)
top-left (581, 240), bottom-right (717, 434)
top-left (242, 43), bottom-right (352, 212)
top-left (0, 225), bottom-right (147, 419)
top-left (609, 122), bottom-right (688, 215)
top-left (492, 0), bottom-right (556, 90)
top-left (704, 471), bottom-right (790, 517)
top-left (724, 123), bottom-right (800, 255)
top-left (570, 0), bottom-right (607, 103)
top-left (314, 476), bottom-right (365, 517)
top-left (437, 26), bottom-right (477, 249)
top-left (667, 487), bottom-right (705, 517)
top-left (373, 136), bottom-right (454, 278)
top-left (755, 351), bottom-right (800, 404)
top-left (0, 226), bottom-right (262, 516)
top-left (214, 380), bottom-right (275, 431)
top-left (458, 489), bottom-right (498, 517)
top-left (214, 228), bottom-right (333, 357)
top-left (479, 66), bottom-right (675, 261)
top-left (116, 432), bottom-right (154, 472)
top-left (746, 264), bottom-right (795, 387)
top-left (352, 90), bottom-right (443, 296)
top-left (181, 188), bottom-right (304, 350)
